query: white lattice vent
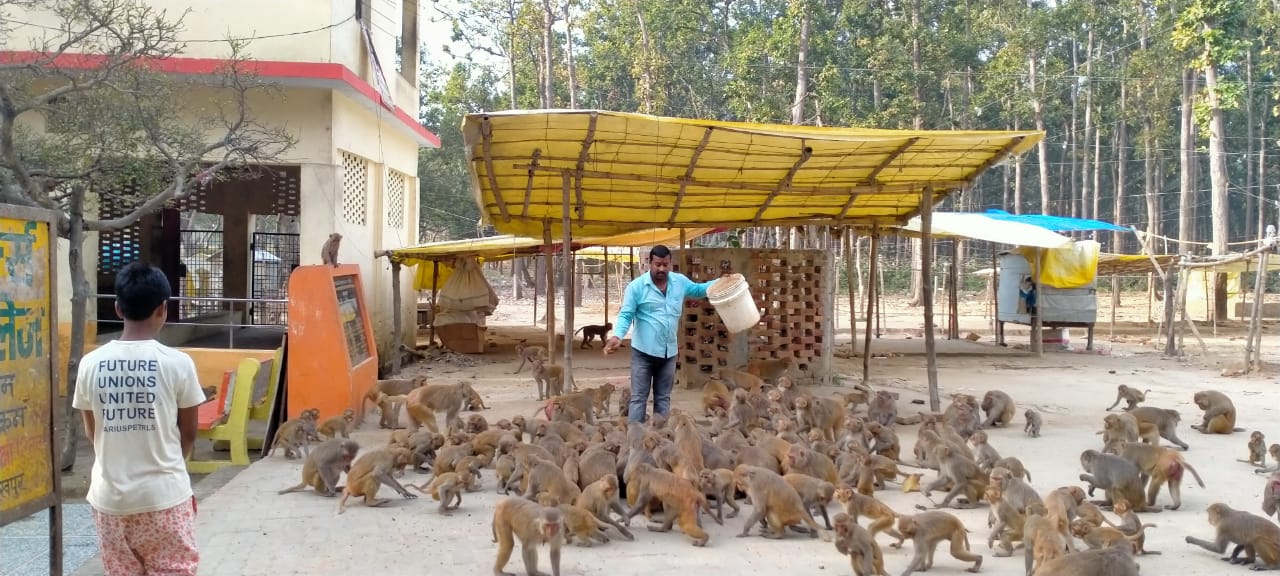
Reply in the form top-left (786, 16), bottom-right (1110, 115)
top-left (341, 152), bottom-right (369, 226)
top-left (387, 170), bottom-right (406, 229)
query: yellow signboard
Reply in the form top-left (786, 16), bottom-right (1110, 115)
top-left (0, 207), bottom-right (59, 527)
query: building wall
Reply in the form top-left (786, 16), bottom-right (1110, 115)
top-left (2, 1), bottom-right (419, 110)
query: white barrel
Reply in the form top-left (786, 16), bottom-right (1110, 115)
top-left (706, 274), bottom-right (760, 334)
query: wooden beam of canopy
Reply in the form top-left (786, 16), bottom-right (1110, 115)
top-left (463, 109), bottom-right (1044, 238)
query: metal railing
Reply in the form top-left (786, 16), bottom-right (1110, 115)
top-left (94, 294), bottom-right (288, 348)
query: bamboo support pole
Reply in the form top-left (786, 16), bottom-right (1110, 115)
top-left (561, 174), bottom-right (575, 391)
top-left (390, 260), bottom-right (402, 374)
top-left (863, 230), bottom-right (879, 383)
top-left (544, 221), bottom-right (556, 359)
top-left (921, 186), bottom-right (940, 411)
top-left (429, 261), bottom-right (439, 347)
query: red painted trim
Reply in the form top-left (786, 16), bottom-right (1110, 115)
top-left (0, 51), bottom-right (440, 148)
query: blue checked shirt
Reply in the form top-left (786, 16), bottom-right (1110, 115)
top-left (612, 272), bottom-right (715, 359)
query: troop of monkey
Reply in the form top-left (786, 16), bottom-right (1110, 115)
top-left (264, 360), bottom-right (1278, 576)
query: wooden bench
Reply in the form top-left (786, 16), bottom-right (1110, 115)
top-left (185, 357), bottom-right (260, 474)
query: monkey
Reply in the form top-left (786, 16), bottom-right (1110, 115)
top-left (586, 383), bottom-right (615, 418)
top-left (979, 390), bottom-right (1016, 428)
top-left (336, 446), bottom-right (418, 514)
top-left (561, 451), bottom-right (580, 487)
top-left (866, 421), bottom-right (901, 462)
top-left (411, 469), bottom-right (470, 514)
top-left (732, 464), bottom-right (830, 542)
top-left (923, 445), bottom-right (988, 509)
top-left (1074, 501), bottom-right (1108, 529)
top-left (577, 439), bottom-right (621, 489)
top-left (1111, 497), bottom-right (1160, 555)
top-left (782, 444), bottom-right (839, 485)
top-left (321, 232), bottom-right (342, 266)
top-left (1259, 445), bottom-right (1280, 475)
top-left (725, 388), bottom-right (760, 432)
top-left (784, 474), bottom-right (836, 529)
top-left (491, 497), bottom-right (564, 576)
top-left (495, 454), bottom-right (517, 494)
top-left (833, 485), bottom-right (905, 548)
top-left (513, 340), bottom-right (549, 374)
top-left (431, 442), bottom-right (476, 478)
top-left (718, 368), bottom-right (767, 394)
top-left (897, 510), bottom-right (983, 576)
top-left (1033, 540), bottom-right (1140, 576)
top-left (1023, 502), bottom-right (1068, 576)
top-left (670, 412), bottom-right (706, 483)
top-left (1129, 406), bottom-right (1189, 450)
top-left (984, 485), bottom-right (1026, 558)
top-left (278, 439), bottom-right (360, 497)
top-left (269, 412), bottom-right (319, 459)
top-left (531, 359), bottom-right (566, 401)
top-left (1243, 431), bottom-right (1269, 467)
top-left (463, 386), bottom-right (489, 411)
top-left (625, 462), bottom-right (720, 546)
top-left (746, 357), bottom-right (796, 386)
top-left (702, 379), bottom-right (732, 416)
top-left (968, 430), bottom-right (1001, 473)
top-left (948, 401), bottom-right (981, 439)
top-left (1098, 412), bottom-right (1146, 453)
top-left (697, 468), bottom-right (740, 523)
top-left (989, 466), bottom-right (1043, 511)
top-left (536, 493), bottom-right (612, 547)
top-left (574, 474), bottom-right (635, 540)
top-left (1106, 384), bottom-right (1150, 411)
top-left (616, 387), bottom-right (631, 418)
top-left (923, 416), bottom-right (974, 460)
top-left (403, 430), bottom-right (445, 472)
top-left (794, 394), bottom-right (845, 444)
top-left (1078, 449), bottom-right (1159, 513)
top-left (1117, 440), bottom-right (1205, 510)
top-left (1069, 517), bottom-right (1150, 551)
top-left (465, 413), bottom-right (489, 434)
top-left (384, 381), bottom-right (476, 434)
top-left (1262, 470), bottom-right (1280, 523)
top-left (317, 409), bottom-right (356, 439)
top-left (1042, 486), bottom-right (1084, 550)
top-left (364, 377), bottom-right (425, 429)
top-left (866, 390), bottom-right (897, 428)
top-left (1024, 409), bottom-right (1042, 438)
top-left (519, 453), bottom-right (583, 504)
top-left (1191, 390), bottom-right (1244, 434)
top-left (573, 323), bottom-right (612, 349)
top-left (538, 390), bottom-right (597, 425)
top-left (1185, 502), bottom-right (1280, 569)
top-left (833, 512), bottom-right (889, 576)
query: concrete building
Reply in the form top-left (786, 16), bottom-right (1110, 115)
top-left (2, 0), bottom-right (438, 365)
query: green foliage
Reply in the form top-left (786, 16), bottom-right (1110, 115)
top-left (420, 0), bottom-right (1280, 251)
top-left (417, 62), bottom-right (501, 241)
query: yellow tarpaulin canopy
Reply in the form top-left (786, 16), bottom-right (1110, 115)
top-left (388, 227), bottom-right (710, 290)
top-left (463, 109), bottom-right (1044, 238)
top-left (1095, 253), bottom-right (1180, 276)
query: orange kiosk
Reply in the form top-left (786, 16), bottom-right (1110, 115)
top-left (285, 265), bottom-right (378, 420)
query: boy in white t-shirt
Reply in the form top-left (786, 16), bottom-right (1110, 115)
top-left (73, 262), bottom-right (205, 575)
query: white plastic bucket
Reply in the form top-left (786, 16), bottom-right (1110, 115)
top-left (707, 274), bottom-right (760, 333)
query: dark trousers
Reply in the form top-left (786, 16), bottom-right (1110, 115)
top-left (628, 347), bottom-right (676, 423)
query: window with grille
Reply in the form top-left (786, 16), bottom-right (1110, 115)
top-left (387, 170), bottom-right (405, 229)
top-left (341, 151), bottom-right (369, 226)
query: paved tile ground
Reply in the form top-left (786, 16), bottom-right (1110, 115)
top-left (0, 503), bottom-right (98, 576)
top-left (187, 427), bottom-right (862, 576)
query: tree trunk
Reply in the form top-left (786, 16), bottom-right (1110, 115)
top-left (908, 0), bottom-right (925, 307)
top-left (1081, 30), bottom-right (1093, 220)
top-left (1069, 38), bottom-right (1080, 218)
top-left (59, 188), bottom-right (89, 471)
top-left (563, 1), bottom-right (578, 109)
top-left (506, 0), bottom-right (518, 109)
top-left (1144, 118), bottom-right (1158, 243)
top-left (635, 8), bottom-right (653, 114)
top-left (1246, 50), bottom-right (1256, 240)
top-left (1204, 51), bottom-right (1230, 321)
top-left (1030, 53), bottom-right (1049, 214)
top-left (1179, 68), bottom-right (1196, 253)
top-left (541, 0), bottom-right (556, 109)
top-left (1114, 81), bottom-right (1127, 253)
top-left (1014, 117), bottom-right (1023, 214)
top-left (791, 2), bottom-right (810, 125)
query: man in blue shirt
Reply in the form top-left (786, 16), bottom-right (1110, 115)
top-left (604, 245), bottom-right (719, 423)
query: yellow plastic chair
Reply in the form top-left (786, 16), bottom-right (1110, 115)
top-left (246, 345), bottom-right (285, 450)
top-left (185, 357), bottom-right (259, 474)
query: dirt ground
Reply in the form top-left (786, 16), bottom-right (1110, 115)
top-left (60, 287), bottom-right (1280, 574)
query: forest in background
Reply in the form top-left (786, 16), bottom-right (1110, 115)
top-left (413, 0), bottom-right (1279, 298)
